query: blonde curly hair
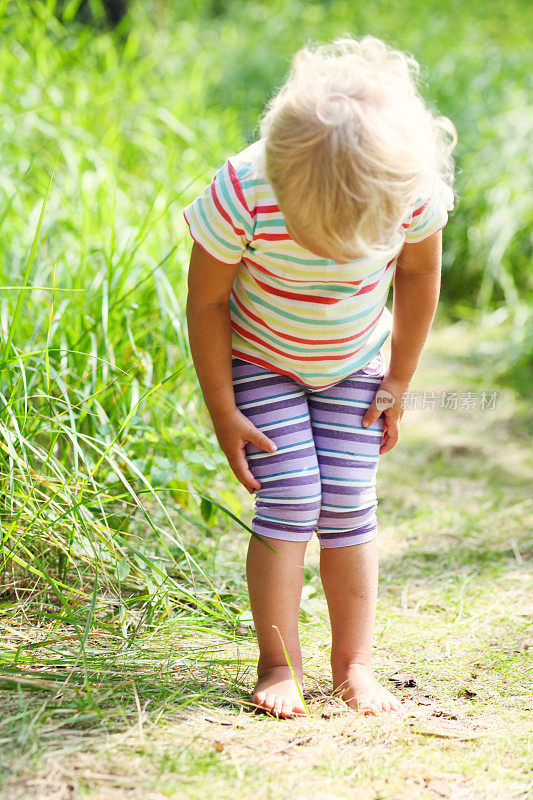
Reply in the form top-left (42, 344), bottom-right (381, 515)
top-left (258, 34), bottom-right (457, 262)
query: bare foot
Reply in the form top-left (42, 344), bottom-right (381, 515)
top-left (252, 666), bottom-right (307, 719)
top-left (333, 662), bottom-right (404, 717)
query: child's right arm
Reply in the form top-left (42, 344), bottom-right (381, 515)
top-left (186, 241), bottom-right (278, 494)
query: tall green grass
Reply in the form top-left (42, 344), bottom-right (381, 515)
top-left (0, 0), bottom-right (254, 673)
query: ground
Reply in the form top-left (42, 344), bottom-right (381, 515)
top-left (1, 318), bottom-right (531, 800)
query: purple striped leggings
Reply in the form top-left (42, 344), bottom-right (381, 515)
top-left (231, 353), bottom-right (386, 549)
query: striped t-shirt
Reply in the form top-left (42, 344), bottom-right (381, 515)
top-left (183, 137), bottom-right (453, 390)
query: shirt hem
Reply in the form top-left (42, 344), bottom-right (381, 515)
top-left (231, 336), bottom-right (388, 391)
top-left (403, 220), bottom-right (447, 245)
top-left (183, 212), bottom-right (243, 266)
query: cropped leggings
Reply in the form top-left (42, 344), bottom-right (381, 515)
top-left (231, 354), bottom-right (386, 549)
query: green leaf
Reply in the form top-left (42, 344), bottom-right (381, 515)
top-left (116, 556), bottom-right (130, 582)
top-left (200, 497), bottom-right (215, 523)
top-left (169, 478), bottom-right (189, 507)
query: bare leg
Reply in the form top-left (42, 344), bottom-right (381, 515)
top-left (246, 533), bottom-right (308, 718)
top-left (320, 538), bottom-right (404, 716)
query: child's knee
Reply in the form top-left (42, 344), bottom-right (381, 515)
top-left (251, 470), bottom-right (322, 541)
top-left (316, 491), bottom-right (378, 548)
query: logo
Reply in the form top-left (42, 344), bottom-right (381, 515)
top-left (375, 389), bottom-right (395, 410)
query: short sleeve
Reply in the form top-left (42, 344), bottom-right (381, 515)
top-left (183, 158), bottom-right (254, 265)
top-left (402, 175), bottom-right (455, 244)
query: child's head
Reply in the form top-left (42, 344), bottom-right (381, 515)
top-left (258, 34), bottom-right (457, 262)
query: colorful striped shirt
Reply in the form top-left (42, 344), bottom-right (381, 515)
top-left (183, 137), bottom-right (453, 390)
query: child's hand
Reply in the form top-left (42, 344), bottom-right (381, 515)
top-left (212, 407), bottom-right (278, 494)
top-left (361, 373), bottom-right (410, 455)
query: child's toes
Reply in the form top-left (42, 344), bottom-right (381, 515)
top-left (253, 690), bottom-right (267, 710)
top-left (388, 696), bottom-right (402, 712)
top-left (281, 701), bottom-right (294, 718)
top-left (383, 698), bottom-right (403, 717)
top-left (264, 693), bottom-right (277, 713)
top-left (272, 696), bottom-right (284, 718)
top-left (363, 700), bottom-right (381, 717)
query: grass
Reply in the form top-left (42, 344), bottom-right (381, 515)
top-left (1, 317), bottom-right (531, 799)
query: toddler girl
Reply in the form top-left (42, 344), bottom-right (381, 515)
top-left (184, 34), bottom-right (456, 719)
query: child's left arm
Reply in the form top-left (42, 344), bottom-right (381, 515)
top-left (362, 229), bottom-right (442, 454)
